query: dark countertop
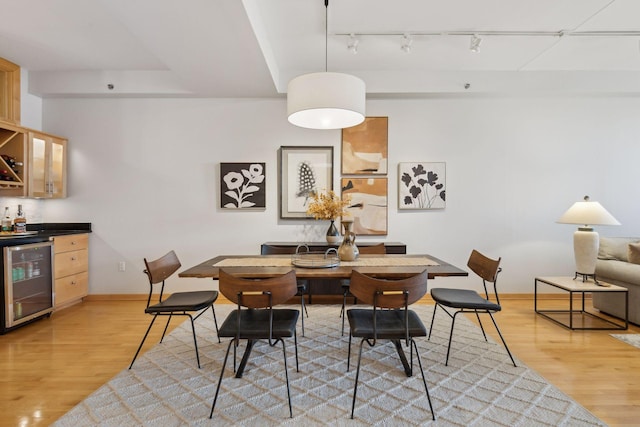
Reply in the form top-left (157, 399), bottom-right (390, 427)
top-left (0, 223), bottom-right (91, 246)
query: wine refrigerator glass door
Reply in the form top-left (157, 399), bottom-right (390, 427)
top-left (3, 241), bottom-right (54, 330)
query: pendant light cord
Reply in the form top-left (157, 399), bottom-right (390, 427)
top-left (325, 0), bottom-right (329, 72)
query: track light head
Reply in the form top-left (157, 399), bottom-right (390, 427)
top-left (470, 34), bottom-right (482, 53)
top-left (347, 33), bottom-right (359, 54)
top-left (401, 33), bottom-right (413, 53)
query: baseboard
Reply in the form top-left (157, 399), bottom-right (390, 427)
top-left (83, 293), bottom-right (580, 303)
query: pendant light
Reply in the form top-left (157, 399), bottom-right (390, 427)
top-left (287, 0), bottom-right (366, 130)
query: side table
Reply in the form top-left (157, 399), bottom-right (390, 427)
top-left (535, 276), bottom-right (628, 330)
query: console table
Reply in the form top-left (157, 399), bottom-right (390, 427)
top-left (260, 241), bottom-right (407, 254)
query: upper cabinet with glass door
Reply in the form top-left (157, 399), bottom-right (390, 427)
top-left (27, 131), bottom-right (67, 198)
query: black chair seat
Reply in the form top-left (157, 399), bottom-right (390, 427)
top-left (430, 288), bottom-right (501, 311)
top-left (218, 309), bottom-right (299, 339)
top-left (145, 290), bottom-right (219, 313)
top-left (347, 309), bottom-right (427, 339)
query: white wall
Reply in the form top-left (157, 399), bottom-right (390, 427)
top-left (39, 96), bottom-right (640, 295)
top-left (19, 68), bottom-right (42, 130)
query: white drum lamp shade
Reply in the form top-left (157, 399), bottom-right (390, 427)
top-left (287, 72), bottom-right (366, 130)
top-left (557, 196), bottom-right (620, 281)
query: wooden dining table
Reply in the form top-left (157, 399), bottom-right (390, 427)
top-left (178, 253), bottom-right (468, 280)
top-left (179, 253), bottom-right (467, 378)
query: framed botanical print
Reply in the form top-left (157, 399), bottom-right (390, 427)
top-left (341, 117), bottom-right (388, 175)
top-left (279, 146), bottom-right (333, 219)
top-left (341, 177), bottom-right (388, 235)
top-left (220, 163), bottom-right (266, 209)
top-left (398, 162), bottom-right (446, 210)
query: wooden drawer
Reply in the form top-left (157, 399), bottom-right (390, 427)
top-left (53, 234), bottom-right (88, 254)
top-left (55, 248), bottom-right (88, 278)
top-left (55, 271), bottom-right (88, 307)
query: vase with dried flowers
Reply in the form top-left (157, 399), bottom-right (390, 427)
top-left (306, 190), bottom-right (351, 243)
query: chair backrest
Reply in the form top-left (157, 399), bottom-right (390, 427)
top-left (144, 250), bottom-right (181, 284)
top-left (219, 269), bottom-right (298, 309)
top-left (358, 243), bottom-right (387, 255)
top-left (349, 270), bottom-right (427, 308)
top-left (467, 249), bottom-right (502, 302)
top-left (143, 250), bottom-right (181, 307)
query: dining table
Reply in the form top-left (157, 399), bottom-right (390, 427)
top-left (179, 252), bottom-right (468, 378)
top-left (178, 253), bottom-right (468, 281)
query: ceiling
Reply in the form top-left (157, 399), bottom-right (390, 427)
top-left (2, 0), bottom-right (640, 98)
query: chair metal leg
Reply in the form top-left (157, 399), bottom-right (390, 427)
top-left (350, 338), bottom-right (367, 419)
top-left (294, 330), bottom-right (299, 372)
top-left (444, 311), bottom-right (462, 366)
top-left (210, 340), bottom-right (234, 418)
top-left (280, 338), bottom-right (293, 418)
top-left (211, 305), bottom-right (220, 343)
top-left (159, 314), bottom-right (172, 342)
top-left (347, 331), bottom-right (353, 371)
top-left (341, 290), bottom-right (347, 336)
top-left (129, 315), bottom-right (158, 369)
top-left (188, 314), bottom-right (202, 369)
top-left (488, 312), bottom-right (517, 367)
top-left (411, 338), bottom-right (436, 421)
top-left (300, 295), bottom-right (305, 337)
top-left (428, 304), bottom-right (439, 340)
top-left (475, 310), bottom-right (489, 341)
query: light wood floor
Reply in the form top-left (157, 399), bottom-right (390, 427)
top-left (1, 296), bottom-right (639, 426)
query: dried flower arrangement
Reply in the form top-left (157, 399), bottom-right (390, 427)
top-left (306, 190), bottom-right (351, 221)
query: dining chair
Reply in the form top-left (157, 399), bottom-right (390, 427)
top-left (340, 243), bottom-right (386, 336)
top-left (210, 269), bottom-right (300, 419)
top-left (261, 244), bottom-right (309, 336)
top-left (346, 269), bottom-right (435, 421)
top-left (129, 250), bottom-right (219, 369)
top-left (428, 249), bottom-right (516, 367)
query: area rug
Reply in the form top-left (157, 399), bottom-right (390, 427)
top-left (610, 333), bottom-right (640, 349)
top-left (53, 305), bottom-right (605, 426)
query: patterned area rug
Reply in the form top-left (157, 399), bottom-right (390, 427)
top-left (54, 305), bottom-right (605, 426)
top-left (610, 333), bottom-right (640, 349)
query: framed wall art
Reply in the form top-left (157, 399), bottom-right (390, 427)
top-left (398, 162), bottom-right (446, 210)
top-left (341, 117), bottom-right (388, 175)
top-left (279, 146), bottom-right (333, 219)
top-left (341, 177), bottom-right (388, 235)
top-left (220, 163), bottom-right (266, 209)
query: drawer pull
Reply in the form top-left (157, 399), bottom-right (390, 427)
top-left (71, 257), bottom-right (77, 261)
top-left (71, 241), bottom-right (77, 245)
top-left (71, 281), bottom-right (76, 285)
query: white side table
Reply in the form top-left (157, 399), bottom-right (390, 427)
top-left (535, 276), bottom-right (628, 330)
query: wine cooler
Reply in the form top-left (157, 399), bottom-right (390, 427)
top-left (1, 241), bottom-right (54, 334)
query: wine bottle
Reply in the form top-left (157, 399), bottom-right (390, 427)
top-left (1, 207), bottom-right (12, 232)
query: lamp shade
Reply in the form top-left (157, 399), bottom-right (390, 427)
top-left (557, 197), bottom-right (620, 228)
top-left (287, 72), bottom-right (366, 130)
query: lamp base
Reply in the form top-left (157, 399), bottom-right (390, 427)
top-left (573, 271), bottom-right (599, 284)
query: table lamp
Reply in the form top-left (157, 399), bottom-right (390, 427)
top-left (557, 196), bottom-right (620, 283)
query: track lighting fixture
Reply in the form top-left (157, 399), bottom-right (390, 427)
top-left (401, 33), bottom-right (413, 53)
top-left (470, 34), bottom-right (482, 52)
top-left (347, 33), bottom-right (359, 54)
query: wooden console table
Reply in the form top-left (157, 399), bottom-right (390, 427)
top-left (261, 241), bottom-right (407, 254)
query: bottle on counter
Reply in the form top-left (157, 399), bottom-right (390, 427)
top-left (1, 207), bottom-right (12, 232)
top-left (13, 205), bottom-right (27, 233)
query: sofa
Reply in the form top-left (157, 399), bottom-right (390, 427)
top-left (592, 236), bottom-right (640, 325)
